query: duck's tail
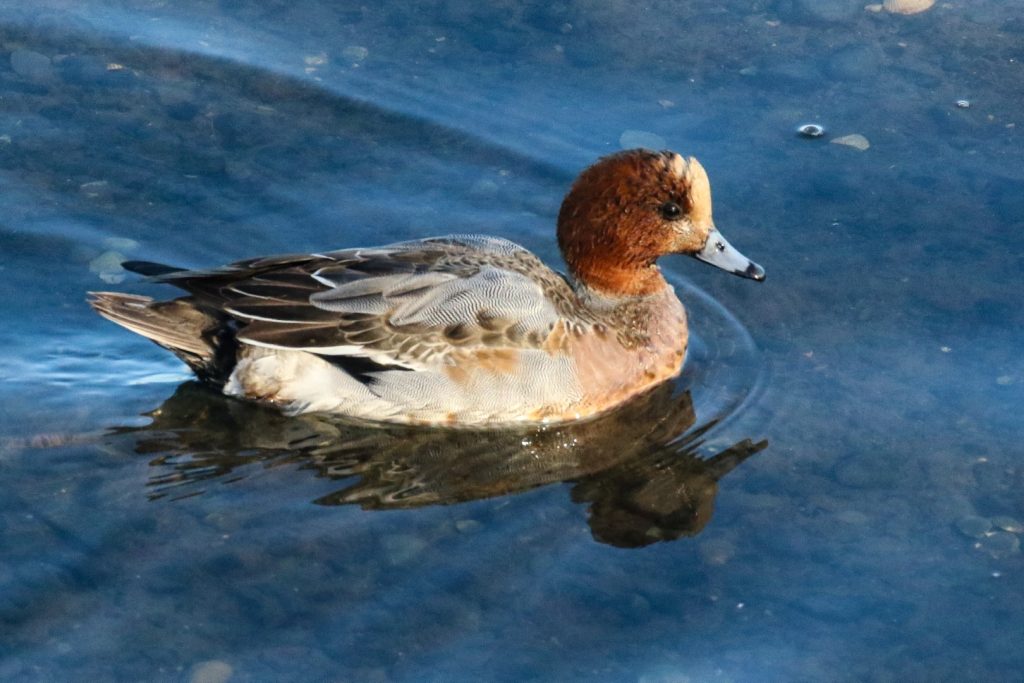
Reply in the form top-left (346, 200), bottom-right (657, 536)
top-left (120, 260), bottom-right (187, 278)
top-left (88, 292), bottom-right (236, 384)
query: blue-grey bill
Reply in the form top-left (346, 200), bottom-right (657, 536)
top-left (693, 229), bottom-right (765, 281)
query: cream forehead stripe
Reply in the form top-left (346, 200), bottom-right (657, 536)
top-left (661, 153), bottom-right (712, 222)
top-left (677, 155), bottom-right (712, 224)
top-left (668, 152), bottom-right (686, 178)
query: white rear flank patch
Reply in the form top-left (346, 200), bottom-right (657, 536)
top-left (225, 348), bottom-right (399, 417)
top-left (234, 337), bottom-right (426, 370)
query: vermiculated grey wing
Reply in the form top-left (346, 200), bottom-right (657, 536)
top-left (156, 236), bottom-right (572, 369)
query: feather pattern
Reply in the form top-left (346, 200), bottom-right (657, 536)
top-left (151, 237), bottom-right (569, 369)
top-left (116, 236), bottom-right (577, 367)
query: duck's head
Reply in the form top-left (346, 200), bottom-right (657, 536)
top-left (557, 149), bottom-right (764, 297)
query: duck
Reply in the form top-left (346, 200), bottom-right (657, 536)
top-left (89, 149), bottom-right (764, 425)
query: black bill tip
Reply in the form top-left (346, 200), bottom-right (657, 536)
top-left (743, 262), bottom-right (766, 282)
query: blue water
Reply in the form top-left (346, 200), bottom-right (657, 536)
top-left (2, 1), bottom-right (1023, 680)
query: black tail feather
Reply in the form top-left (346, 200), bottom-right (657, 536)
top-left (121, 260), bottom-right (186, 277)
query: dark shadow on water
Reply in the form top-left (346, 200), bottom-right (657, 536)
top-left (115, 381), bottom-right (767, 548)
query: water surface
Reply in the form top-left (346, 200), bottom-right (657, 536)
top-left (1, 1), bottom-right (1022, 681)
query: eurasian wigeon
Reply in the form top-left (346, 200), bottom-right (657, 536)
top-left (89, 149), bottom-right (764, 425)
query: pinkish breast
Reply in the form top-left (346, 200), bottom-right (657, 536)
top-left (566, 292), bottom-right (688, 417)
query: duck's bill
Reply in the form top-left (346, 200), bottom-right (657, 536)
top-left (692, 229), bottom-right (765, 281)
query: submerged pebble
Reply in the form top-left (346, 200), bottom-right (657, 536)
top-left (619, 129), bottom-right (666, 150)
top-left (455, 519), bottom-right (482, 533)
top-left (797, 123), bottom-right (825, 138)
top-left (381, 534), bottom-right (428, 565)
top-left (991, 516), bottom-right (1024, 533)
top-left (89, 251), bottom-right (126, 284)
top-left (79, 180), bottom-right (111, 198)
top-left (342, 46), bottom-right (369, 62)
top-left (883, 0), bottom-right (935, 14)
top-left (469, 178), bottom-right (499, 196)
top-left (57, 54), bottom-right (134, 87)
top-left (955, 515), bottom-right (992, 538)
top-left (10, 49), bottom-right (54, 81)
top-left (836, 509), bottom-right (870, 525)
top-left (831, 133), bottom-right (871, 151)
top-left (103, 236), bottom-right (139, 252)
top-left (190, 660), bottom-right (233, 683)
top-left (977, 532), bottom-right (1021, 559)
top-left (698, 538), bottom-right (736, 566)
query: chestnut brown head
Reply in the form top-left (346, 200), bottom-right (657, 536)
top-left (557, 149), bottom-right (763, 297)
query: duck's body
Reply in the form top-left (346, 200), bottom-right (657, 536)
top-left (90, 150), bottom-right (763, 425)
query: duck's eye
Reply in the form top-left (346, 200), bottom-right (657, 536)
top-left (660, 201), bottom-right (683, 220)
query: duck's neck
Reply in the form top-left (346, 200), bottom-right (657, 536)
top-left (573, 271), bottom-right (685, 350)
top-left (568, 259), bottom-right (668, 299)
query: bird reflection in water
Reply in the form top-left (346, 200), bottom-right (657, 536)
top-left (118, 381), bottom-right (766, 548)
